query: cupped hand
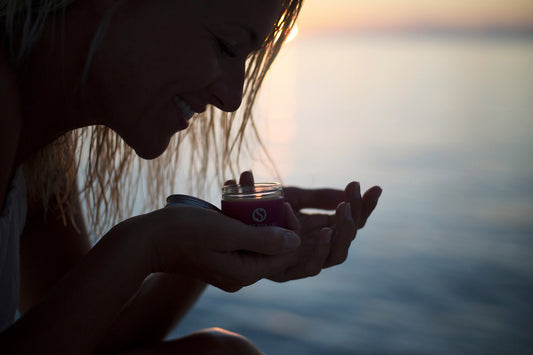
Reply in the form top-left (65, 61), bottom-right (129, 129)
top-left (129, 206), bottom-right (301, 292)
top-left (226, 171), bottom-right (382, 282)
top-left (284, 181), bottom-right (381, 266)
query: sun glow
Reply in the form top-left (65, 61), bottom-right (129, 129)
top-left (285, 25), bottom-right (299, 43)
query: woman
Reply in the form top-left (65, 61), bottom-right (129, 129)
top-left (0, 0), bottom-right (382, 353)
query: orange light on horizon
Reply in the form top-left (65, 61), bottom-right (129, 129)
top-left (295, 0), bottom-right (533, 34)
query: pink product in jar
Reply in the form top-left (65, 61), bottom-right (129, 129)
top-left (221, 183), bottom-right (285, 227)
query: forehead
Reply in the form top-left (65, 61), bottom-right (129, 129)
top-left (203, 0), bottom-right (283, 39)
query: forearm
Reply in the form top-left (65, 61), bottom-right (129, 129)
top-left (20, 197), bottom-right (91, 313)
top-left (96, 273), bottom-right (207, 353)
top-left (1, 222), bottom-right (151, 354)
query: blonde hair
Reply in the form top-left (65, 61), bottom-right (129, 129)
top-left (2, 0), bottom-right (302, 237)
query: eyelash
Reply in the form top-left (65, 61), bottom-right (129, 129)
top-left (216, 38), bottom-right (237, 58)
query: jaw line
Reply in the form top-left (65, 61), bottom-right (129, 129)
top-left (173, 96), bottom-right (195, 120)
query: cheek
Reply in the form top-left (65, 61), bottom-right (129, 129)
top-left (116, 39), bottom-right (219, 97)
top-left (90, 18), bottom-right (221, 128)
top-left (167, 38), bottom-right (221, 91)
top-left (177, 59), bottom-right (218, 91)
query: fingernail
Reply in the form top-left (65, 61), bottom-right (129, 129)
top-left (284, 232), bottom-right (300, 251)
top-left (345, 202), bottom-right (352, 220)
top-left (377, 187), bottom-right (383, 198)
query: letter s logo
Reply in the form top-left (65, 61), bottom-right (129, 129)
top-left (252, 208), bottom-right (267, 223)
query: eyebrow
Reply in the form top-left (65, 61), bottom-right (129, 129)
top-left (236, 23), bottom-right (261, 51)
top-left (245, 25), bottom-right (259, 48)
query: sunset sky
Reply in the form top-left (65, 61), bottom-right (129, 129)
top-left (297, 0), bottom-right (533, 34)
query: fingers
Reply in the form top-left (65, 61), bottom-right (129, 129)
top-left (168, 207), bottom-right (300, 256)
top-left (360, 186), bottom-right (382, 228)
top-left (239, 171), bottom-right (254, 186)
top-left (226, 224), bottom-right (301, 256)
top-left (206, 250), bottom-right (299, 291)
top-left (157, 204), bottom-right (303, 292)
top-left (301, 227), bottom-right (332, 278)
top-left (325, 202), bottom-right (356, 267)
top-left (268, 227), bottom-right (332, 282)
top-left (284, 202), bottom-right (301, 235)
top-left (284, 182), bottom-right (381, 218)
top-left (344, 182), bottom-right (382, 229)
top-left (299, 213), bottom-right (335, 231)
top-left (224, 179), bottom-right (236, 186)
top-left (345, 181), bottom-right (362, 225)
top-left (224, 170), bottom-right (254, 187)
top-left (283, 187), bottom-right (344, 211)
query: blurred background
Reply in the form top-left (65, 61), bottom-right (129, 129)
top-left (169, 0), bottom-right (533, 353)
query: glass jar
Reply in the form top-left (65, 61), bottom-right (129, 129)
top-left (221, 183), bottom-right (284, 227)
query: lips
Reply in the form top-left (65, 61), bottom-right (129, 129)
top-left (172, 96), bottom-right (195, 120)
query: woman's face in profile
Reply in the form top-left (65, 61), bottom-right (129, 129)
top-left (88, 0), bottom-right (282, 159)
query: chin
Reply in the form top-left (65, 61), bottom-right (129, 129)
top-left (132, 136), bottom-right (172, 160)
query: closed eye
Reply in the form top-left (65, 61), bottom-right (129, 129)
top-left (216, 38), bottom-right (237, 58)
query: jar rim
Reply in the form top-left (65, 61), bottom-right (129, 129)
top-left (222, 182), bottom-right (282, 194)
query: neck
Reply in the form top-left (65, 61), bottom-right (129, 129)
top-left (14, 1), bottom-right (103, 166)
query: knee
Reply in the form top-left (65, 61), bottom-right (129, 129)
top-left (114, 328), bottom-right (262, 355)
top-left (189, 327), bottom-right (263, 355)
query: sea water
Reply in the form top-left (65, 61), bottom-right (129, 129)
top-left (168, 33), bottom-right (533, 354)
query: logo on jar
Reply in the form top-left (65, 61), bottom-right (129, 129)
top-left (252, 208), bottom-right (267, 223)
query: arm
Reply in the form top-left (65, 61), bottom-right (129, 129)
top-left (4, 215), bottom-right (152, 354)
top-left (94, 273), bottom-right (207, 353)
top-left (20, 194), bottom-right (207, 352)
top-left (5, 204), bottom-right (300, 354)
top-left (19, 193), bottom-right (92, 313)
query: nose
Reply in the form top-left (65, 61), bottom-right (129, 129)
top-left (208, 61), bottom-right (246, 112)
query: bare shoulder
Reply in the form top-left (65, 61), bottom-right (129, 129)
top-left (0, 48), bottom-right (22, 207)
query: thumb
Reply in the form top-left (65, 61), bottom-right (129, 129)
top-left (230, 225), bottom-right (301, 255)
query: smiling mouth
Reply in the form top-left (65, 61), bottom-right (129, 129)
top-left (172, 96), bottom-right (195, 120)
